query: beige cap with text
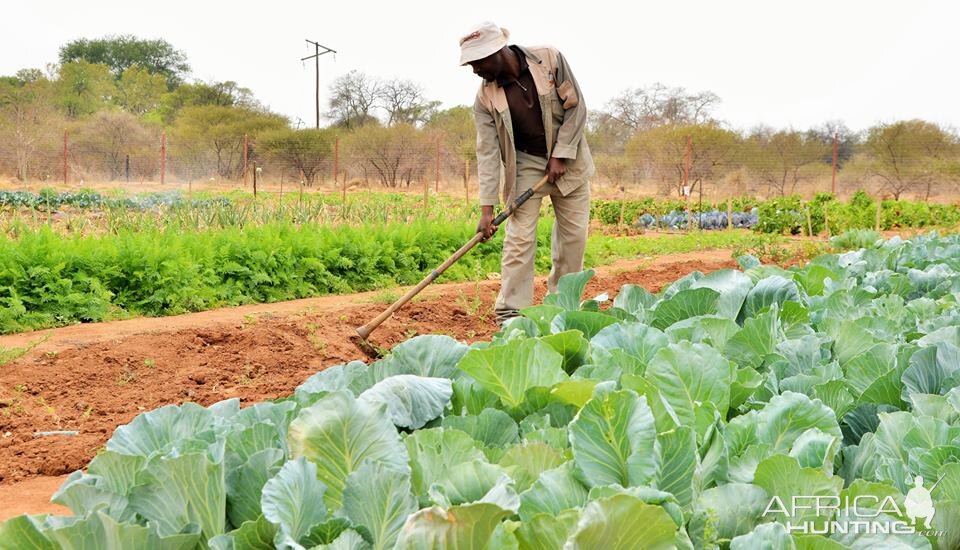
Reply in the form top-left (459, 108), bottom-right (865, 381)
top-left (459, 21), bottom-right (510, 65)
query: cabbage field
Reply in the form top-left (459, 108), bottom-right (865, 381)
top-left (3, 232), bottom-right (960, 549)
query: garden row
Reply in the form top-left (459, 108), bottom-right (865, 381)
top-left (0, 189), bottom-right (230, 210)
top-left (4, 232), bottom-right (960, 548)
top-left (0, 220), bottom-right (762, 335)
top-left (592, 191), bottom-right (960, 233)
top-left (0, 190), bottom-right (479, 237)
top-left (5, 189), bottom-right (960, 236)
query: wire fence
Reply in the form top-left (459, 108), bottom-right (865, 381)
top-left (0, 130), bottom-right (473, 193)
top-left (2, 130), bottom-right (958, 203)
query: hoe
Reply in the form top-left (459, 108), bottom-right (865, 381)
top-left (351, 174), bottom-right (550, 359)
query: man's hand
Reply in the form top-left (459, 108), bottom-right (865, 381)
top-left (477, 205), bottom-right (497, 241)
top-left (546, 157), bottom-right (566, 183)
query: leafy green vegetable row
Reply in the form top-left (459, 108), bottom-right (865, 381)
top-left (3, 232), bottom-right (960, 548)
top-left (753, 191), bottom-right (960, 235)
top-left (9, 188), bottom-right (957, 236)
top-left (0, 221), bottom-right (762, 335)
top-left (0, 189), bottom-right (231, 210)
top-left (593, 191), bottom-right (960, 235)
top-left (0, 221), bottom-right (518, 334)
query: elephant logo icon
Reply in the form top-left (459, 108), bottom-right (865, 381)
top-left (904, 476), bottom-right (936, 530)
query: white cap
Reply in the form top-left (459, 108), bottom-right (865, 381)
top-left (459, 21), bottom-right (510, 65)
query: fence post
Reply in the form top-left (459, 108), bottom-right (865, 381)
top-left (684, 135), bottom-right (692, 232)
top-left (727, 199), bottom-right (733, 231)
top-left (463, 158), bottom-right (470, 208)
top-left (333, 137), bottom-right (339, 189)
top-left (160, 132), bottom-right (166, 185)
top-left (875, 197), bottom-right (882, 232)
top-left (299, 169), bottom-right (305, 206)
top-left (243, 134), bottom-right (249, 188)
top-left (618, 186), bottom-right (626, 229)
top-left (831, 132), bottom-right (838, 195)
top-left (423, 171), bottom-right (429, 218)
top-left (63, 128), bottom-right (68, 186)
top-left (435, 137), bottom-right (440, 193)
top-left (252, 161), bottom-right (258, 197)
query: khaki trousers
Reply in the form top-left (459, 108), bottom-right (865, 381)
top-left (494, 151), bottom-right (591, 322)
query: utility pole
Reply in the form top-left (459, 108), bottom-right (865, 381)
top-left (301, 40), bottom-right (337, 129)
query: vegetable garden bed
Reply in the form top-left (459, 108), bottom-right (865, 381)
top-left (3, 233), bottom-right (960, 548)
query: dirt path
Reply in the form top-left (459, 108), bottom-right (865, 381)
top-left (0, 249), bottom-right (737, 521)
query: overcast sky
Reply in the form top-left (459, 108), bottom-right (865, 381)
top-left (3, 0), bottom-right (957, 133)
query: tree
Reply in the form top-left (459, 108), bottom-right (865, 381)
top-left (169, 105), bottom-right (287, 179)
top-left (423, 106), bottom-right (476, 190)
top-left (115, 66), bottom-right (167, 115)
top-left (204, 81), bottom-right (259, 109)
top-left (14, 68), bottom-right (44, 84)
top-left (59, 35), bottom-right (190, 89)
top-left (56, 61), bottom-right (115, 118)
top-left (741, 128), bottom-right (830, 196)
top-left (378, 78), bottom-right (439, 126)
top-left (153, 81), bottom-right (260, 124)
top-left (587, 111), bottom-right (635, 156)
top-left (807, 120), bottom-right (858, 167)
top-left (425, 106), bottom-right (475, 159)
top-left (259, 128), bottom-right (337, 185)
top-left (0, 78), bottom-right (61, 181)
top-left (342, 124), bottom-right (430, 187)
top-left (326, 70), bottom-right (381, 129)
top-left (861, 120), bottom-right (958, 200)
top-left (593, 153), bottom-right (630, 192)
top-left (603, 83), bottom-right (720, 131)
top-left (71, 111), bottom-right (157, 180)
top-left (626, 123), bottom-right (740, 197)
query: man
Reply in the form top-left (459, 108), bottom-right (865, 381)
top-left (459, 21), bottom-right (594, 324)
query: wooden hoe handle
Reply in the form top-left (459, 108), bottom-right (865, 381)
top-left (355, 175), bottom-right (551, 340)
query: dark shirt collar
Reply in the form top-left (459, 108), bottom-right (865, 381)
top-left (496, 45), bottom-right (529, 88)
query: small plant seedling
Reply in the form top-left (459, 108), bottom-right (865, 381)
top-left (116, 369), bottom-right (139, 386)
top-left (371, 291), bottom-right (401, 305)
top-left (35, 396), bottom-right (61, 426)
top-left (237, 363), bottom-right (254, 386)
top-left (455, 289), bottom-right (484, 317)
top-left (308, 333), bottom-right (327, 353)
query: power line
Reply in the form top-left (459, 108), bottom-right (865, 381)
top-left (301, 40), bottom-right (337, 129)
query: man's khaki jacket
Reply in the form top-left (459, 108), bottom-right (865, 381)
top-left (473, 45), bottom-right (595, 206)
